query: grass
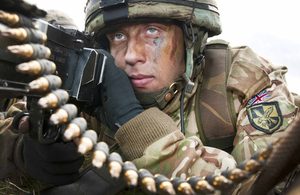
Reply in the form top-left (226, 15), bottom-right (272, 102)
top-left (0, 180), bottom-right (32, 195)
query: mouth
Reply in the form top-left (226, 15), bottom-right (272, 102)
top-left (129, 74), bottom-right (154, 88)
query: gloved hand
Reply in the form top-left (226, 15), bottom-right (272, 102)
top-left (23, 133), bottom-right (84, 185)
top-left (13, 112), bottom-right (83, 185)
top-left (88, 49), bottom-right (143, 132)
top-left (0, 7), bottom-right (84, 186)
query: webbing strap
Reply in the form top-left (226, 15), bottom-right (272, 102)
top-left (195, 40), bottom-right (237, 153)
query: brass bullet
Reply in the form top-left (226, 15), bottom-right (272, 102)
top-left (251, 138), bottom-right (281, 162)
top-left (64, 123), bottom-right (81, 141)
top-left (138, 169), bottom-right (156, 195)
top-left (1, 27), bottom-right (46, 43)
top-left (107, 152), bottom-right (123, 179)
top-left (16, 59), bottom-right (56, 76)
top-left (49, 104), bottom-right (77, 125)
top-left (237, 159), bottom-right (262, 174)
top-left (205, 174), bottom-right (233, 191)
top-left (109, 161), bottom-right (122, 179)
top-left (0, 10), bottom-right (19, 26)
top-left (1, 27), bottom-right (28, 42)
top-left (141, 177), bottom-right (157, 195)
top-left (251, 147), bottom-right (273, 162)
top-left (0, 10), bottom-right (38, 29)
top-left (16, 60), bottom-right (41, 75)
top-left (8, 44), bottom-right (34, 59)
top-left (29, 75), bottom-right (61, 92)
top-left (29, 77), bottom-right (49, 91)
top-left (38, 89), bottom-right (69, 109)
top-left (154, 174), bottom-right (176, 195)
top-left (187, 176), bottom-right (215, 194)
top-left (78, 130), bottom-right (97, 155)
top-left (124, 169), bottom-right (138, 187)
top-left (7, 43), bottom-right (51, 59)
top-left (64, 117), bottom-right (87, 141)
top-left (93, 150), bottom-right (107, 168)
top-left (221, 168), bottom-right (250, 184)
top-left (122, 161), bottom-right (138, 187)
top-left (78, 137), bottom-right (93, 155)
top-left (92, 142), bottom-right (109, 168)
top-left (38, 93), bottom-right (58, 108)
top-left (171, 177), bottom-right (195, 195)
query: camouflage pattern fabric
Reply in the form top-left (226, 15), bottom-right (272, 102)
top-left (0, 102), bottom-right (27, 185)
top-left (115, 40), bottom-right (298, 179)
top-left (0, 39), bottom-right (298, 190)
top-left (228, 45), bottom-right (298, 163)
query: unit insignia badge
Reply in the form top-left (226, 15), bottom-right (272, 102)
top-left (246, 102), bottom-right (282, 134)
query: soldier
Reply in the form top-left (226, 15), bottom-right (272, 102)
top-left (1, 0), bottom-right (299, 194)
top-left (83, 0), bottom-right (298, 170)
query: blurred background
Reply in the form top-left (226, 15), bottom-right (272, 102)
top-left (26, 0), bottom-right (300, 94)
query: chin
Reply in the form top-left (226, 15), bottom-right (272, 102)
top-left (134, 86), bottom-right (165, 94)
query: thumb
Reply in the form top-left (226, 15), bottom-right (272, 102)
top-left (19, 116), bottom-right (29, 134)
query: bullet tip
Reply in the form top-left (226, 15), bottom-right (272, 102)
top-left (127, 178), bottom-right (138, 187)
top-left (63, 130), bottom-right (73, 141)
top-left (146, 185), bottom-right (156, 193)
top-left (37, 98), bottom-right (48, 108)
top-left (92, 159), bottom-right (103, 169)
top-left (78, 144), bottom-right (88, 155)
top-left (49, 115), bottom-right (59, 125)
top-left (110, 169), bottom-right (121, 179)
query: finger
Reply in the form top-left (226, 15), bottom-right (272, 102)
top-left (73, 137), bottom-right (80, 146)
top-left (18, 115), bottom-right (29, 134)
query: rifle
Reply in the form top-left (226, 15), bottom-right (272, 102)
top-left (0, 18), bottom-right (107, 143)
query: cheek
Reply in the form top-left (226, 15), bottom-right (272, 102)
top-left (110, 49), bottom-right (125, 69)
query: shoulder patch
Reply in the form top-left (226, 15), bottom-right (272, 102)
top-left (249, 91), bottom-right (270, 105)
top-left (246, 102), bottom-right (282, 134)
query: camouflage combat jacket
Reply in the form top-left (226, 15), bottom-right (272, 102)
top-left (114, 41), bottom-right (299, 179)
top-left (0, 41), bottom-right (298, 185)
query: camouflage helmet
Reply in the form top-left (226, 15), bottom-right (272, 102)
top-left (84, 0), bottom-right (222, 79)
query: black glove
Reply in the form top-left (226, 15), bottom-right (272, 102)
top-left (23, 134), bottom-right (84, 185)
top-left (88, 49), bottom-right (143, 132)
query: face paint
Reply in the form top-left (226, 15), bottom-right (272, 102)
top-left (107, 23), bottom-right (186, 93)
top-left (153, 38), bottom-right (158, 45)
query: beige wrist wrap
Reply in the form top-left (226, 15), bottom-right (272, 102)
top-left (115, 107), bottom-right (178, 160)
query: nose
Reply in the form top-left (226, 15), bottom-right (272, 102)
top-left (124, 38), bottom-right (146, 66)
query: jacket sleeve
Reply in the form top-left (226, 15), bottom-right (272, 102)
top-left (115, 107), bottom-right (236, 179)
top-left (227, 46), bottom-right (299, 163)
top-left (0, 102), bottom-right (27, 184)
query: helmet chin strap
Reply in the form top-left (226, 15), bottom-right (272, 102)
top-left (181, 21), bottom-right (208, 134)
top-left (135, 78), bottom-right (187, 110)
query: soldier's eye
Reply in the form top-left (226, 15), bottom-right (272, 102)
top-left (147, 28), bottom-right (158, 34)
top-left (114, 33), bottom-right (125, 41)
